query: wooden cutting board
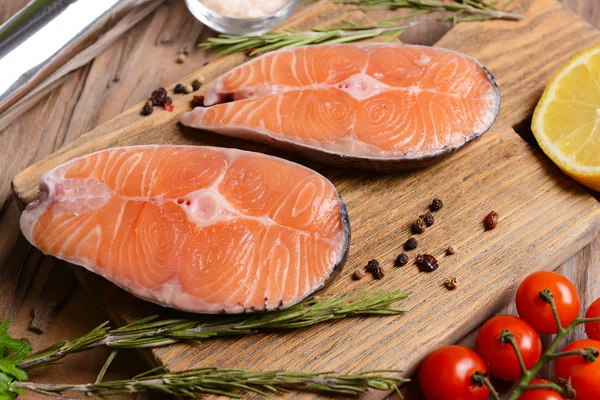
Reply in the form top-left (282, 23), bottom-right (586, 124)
top-left (11, 0), bottom-right (600, 398)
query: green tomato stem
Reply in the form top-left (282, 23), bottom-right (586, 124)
top-left (471, 372), bottom-right (501, 400)
top-left (579, 316), bottom-right (600, 323)
top-left (522, 382), bottom-right (573, 397)
top-left (540, 289), bottom-right (566, 334)
top-left (546, 348), bottom-right (599, 362)
top-left (507, 289), bottom-right (588, 400)
top-left (501, 330), bottom-right (529, 376)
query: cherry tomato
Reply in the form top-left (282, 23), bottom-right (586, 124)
top-left (518, 380), bottom-right (565, 400)
top-left (569, 368), bottom-right (600, 399)
top-left (516, 271), bottom-right (580, 334)
top-left (555, 339), bottom-right (600, 381)
top-left (419, 345), bottom-right (489, 400)
top-left (475, 315), bottom-right (542, 381)
top-left (585, 298), bottom-right (600, 340)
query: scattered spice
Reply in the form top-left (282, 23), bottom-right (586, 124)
top-left (416, 254), bottom-right (439, 272)
top-left (174, 84), bottom-right (185, 94)
top-left (184, 84), bottom-right (194, 94)
top-left (404, 237), bottom-right (419, 251)
top-left (446, 245), bottom-right (457, 255)
top-left (353, 269), bottom-right (365, 280)
top-left (394, 253), bottom-right (409, 267)
top-left (421, 211), bottom-right (434, 227)
top-left (151, 87), bottom-right (168, 106)
top-left (164, 103), bottom-right (175, 112)
top-left (176, 53), bottom-right (187, 64)
top-left (191, 95), bottom-right (204, 108)
top-left (365, 259), bottom-right (384, 279)
top-left (443, 276), bottom-right (459, 290)
top-left (412, 218), bottom-right (427, 234)
top-left (191, 79), bottom-right (201, 91)
top-left (430, 198), bottom-right (444, 212)
top-left (484, 211), bottom-right (499, 230)
top-left (141, 105), bottom-right (153, 116)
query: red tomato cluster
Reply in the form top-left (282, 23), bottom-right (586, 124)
top-left (418, 271), bottom-right (600, 400)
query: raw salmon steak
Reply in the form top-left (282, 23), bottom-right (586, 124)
top-left (181, 44), bottom-right (500, 170)
top-left (20, 146), bottom-right (350, 313)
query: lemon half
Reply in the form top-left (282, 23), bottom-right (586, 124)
top-left (532, 43), bottom-right (600, 191)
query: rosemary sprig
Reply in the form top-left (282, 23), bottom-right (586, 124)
top-left (200, 0), bottom-right (523, 56)
top-left (338, 0), bottom-right (523, 23)
top-left (13, 368), bottom-right (407, 398)
top-left (200, 21), bottom-right (421, 56)
top-left (19, 291), bottom-right (408, 370)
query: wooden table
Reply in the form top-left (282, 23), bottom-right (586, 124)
top-left (0, 1), bottom-right (599, 399)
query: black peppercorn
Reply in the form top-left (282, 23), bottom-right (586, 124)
top-left (416, 254), bottom-right (439, 272)
top-left (421, 211), bottom-right (434, 227)
top-left (141, 105), bottom-right (154, 116)
top-left (151, 87), bottom-right (167, 106)
top-left (412, 218), bottom-right (427, 234)
top-left (174, 84), bottom-right (185, 94)
top-left (430, 198), bottom-right (444, 211)
top-left (404, 237), bottom-right (419, 251)
top-left (395, 253), bottom-right (409, 267)
top-left (191, 79), bottom-right (201, 91)
top-left (165, 96), bottom-right (173, 105)
top-left (365, 259), bottom-right (384, 279)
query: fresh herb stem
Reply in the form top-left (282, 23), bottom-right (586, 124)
top-left (336, 0), bottom-right (523, 21)
top-left (13, 369), bottom-right (408, 398)
top-left (18, 291), bottom-right (408, 371)
top-left (199, 0), bottom-right (523, 56)
top-left (200, 22), bottom-right (421, 56)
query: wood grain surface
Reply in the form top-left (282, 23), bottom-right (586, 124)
top-left (1, 1), bottom-right (600, 399)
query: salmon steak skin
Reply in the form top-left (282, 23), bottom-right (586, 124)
top-left (20, 146), bottom-right (350, 314)
top-left (181, 44), bottom-right (500, 171)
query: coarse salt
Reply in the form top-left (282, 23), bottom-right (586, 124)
top-left (200, 0), bottom-right (289, 19)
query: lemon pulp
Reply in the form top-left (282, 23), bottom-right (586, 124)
top-left (532, 43), bottom-right (600, 191)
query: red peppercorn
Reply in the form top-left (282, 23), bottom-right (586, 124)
top-left (484, 211), bottom-right (499, 230)
top-left (151, 87), bottom-right (167, 106)
top-left (190, 95), bottom-right (204, 108)
top-left (163, 103), bottom-right (174, 112)
top-left (416, 254), bottom-right (439, 272)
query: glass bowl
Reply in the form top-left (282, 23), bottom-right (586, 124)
top-left (185, 0), bottom-right (300, 36)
